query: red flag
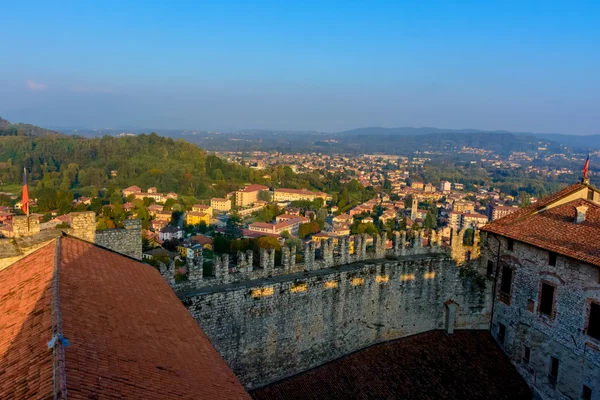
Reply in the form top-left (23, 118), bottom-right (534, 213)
top-left (22, 168), bottom-right (29, 216)
top-left (583, 154), bottom-right (590, 180)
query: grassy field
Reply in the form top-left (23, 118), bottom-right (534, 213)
top-left (0, 183), bottom-right (21, 194)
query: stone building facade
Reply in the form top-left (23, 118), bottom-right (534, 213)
top-left (482, 235), bottom-right (600, 400)
top-left (482, 181), bottom-right (600, 400)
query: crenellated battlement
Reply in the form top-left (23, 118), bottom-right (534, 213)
top-left (181, 243), bottom-right (492, 388)
top-left (165, 228), bottom-right (482, 293)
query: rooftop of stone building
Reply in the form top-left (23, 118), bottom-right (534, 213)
top-left (483, 182), bottom-right (600, 268)
top-left (0, 235), bottom-right (249, 399)
top-left (250, 330), bottom-right (531, 400)
top-left (0, 229), bottom-right (62, 267)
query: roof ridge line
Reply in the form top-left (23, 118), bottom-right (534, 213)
top-left (50, 237), bottom-right (68, 400)
top-left (494, 183), bottom-right (587, 226)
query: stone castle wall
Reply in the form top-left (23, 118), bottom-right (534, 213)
top-left (68, 212), bottom-right (143, 259)
top-left (12, 215), bottom-right (40, 238)
top-left (95, 219), bottom-right (143, 260)
top-left (182, 255), bottom-right (492, 389)
top-left (168, 229), bottom-right (477, 293)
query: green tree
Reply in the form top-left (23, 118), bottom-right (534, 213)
top-left (197, 221), bottom-right (208, 233)
top-left (424, 211), bottom-right (436, 230)
top-left (225, 212), bottom-right (242, 239)
top-left (356, 222), bottom-right (379, 235)
top-left (284, 236), bottom-right (303, 252)
top-left (297, 222), bottom-right (320, 239)
top-left (258, 190), bottom-right (273, 202)
top-left (163, 198), bottom-right (177, 211)
top-left (255, 236), bottom-right (282, 250)
top-left (463, 228), bottom-right (475, 246)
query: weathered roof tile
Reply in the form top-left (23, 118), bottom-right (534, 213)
top-left (0, 235), bottom-right (249, 399)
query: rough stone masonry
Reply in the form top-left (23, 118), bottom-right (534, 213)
top-left (181, 248), bottom-right (492, 389)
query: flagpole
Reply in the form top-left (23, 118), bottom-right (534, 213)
top-left (24, 167), bottom-right (30, 233)
top-left (24, 168), bottom-right (29, 217)
top-left (583, 153), bottom-right (590, 184)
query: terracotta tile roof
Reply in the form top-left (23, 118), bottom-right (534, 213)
top-left (462, 213), bottom-right (488, 219)
top-left (0, 243), bottom-right (55, 400)
top-left (191, 234), bottom-right (213, 246)
top-left (0, 236), bottom-right (249, 399)
top-left (482, 182), bottom-right (600, 267)
top-left (483, 197), bottom-right (600, 268)
top-left (484, 182), bottom-right (587, 226)
top-left (275, 188), bottom-right (326, 196)
top-left (250, 330), bottom-right (530, 400)
top-left (239, 184), bottom-right (269, 193)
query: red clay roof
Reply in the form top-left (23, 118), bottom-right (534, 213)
top-left (484, 182), bottom-right (587, 226)
top-left (482, 182), bottom-right (600, 266)
top-left (191, 234), bottom-right (213, 246)
top-left (274, 188), bottom-right (326, 196)
top-left (0, 243), bottom-right (55, 400)
top-left (250, 330), bottom-right (530, 400)
top-left (239, 184), bottom-right (269, 193)
top-left (483, 197), bottom-right (600, 268)
top-left (0, 236), bottom-right (249, 399)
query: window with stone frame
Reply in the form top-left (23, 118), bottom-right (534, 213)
top-left (582, 385), bottom-right (592, 400)
top-left (548, 251), bottom-right (557, 266)
top-left (486, 260), bottom-right (494, 277)
top-left (497, 322), bottom-right (506, 345)
top-left (539, 281), bottom-right (556, 318)
top-left (523, 346), bottom-right (530, 363)
top-left (586, 301), bottom-right (600, 341)
top-left (549, 356), bottom-right (559, 385)
top-left (499, 265), bottom-right (513, 305)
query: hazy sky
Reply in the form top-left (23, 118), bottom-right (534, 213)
top-left (1, 1), bottom-right (598, 134)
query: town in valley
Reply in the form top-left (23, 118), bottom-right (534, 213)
top-left (1, 2), bottom-right (599, 399)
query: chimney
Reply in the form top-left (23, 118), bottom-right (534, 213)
top-left (575, 205), bottom-right (588, 224)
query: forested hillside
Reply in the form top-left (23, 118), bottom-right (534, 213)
top-left (0, 116), bottom-right (62, 137)
top-left (0, 132), bottom-right (376, 210)
top-left (0, 133), bottom-right (264, 198)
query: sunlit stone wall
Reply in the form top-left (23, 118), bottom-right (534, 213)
top-left (183, 255), bottom-right (492, 389)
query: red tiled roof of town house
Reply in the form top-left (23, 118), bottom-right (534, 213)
top-left (250, 330), bottom-right (530, 400)
top-left (275, 188), bottom-right (325, 195)
top-left (0, 235), bottom-right (249, 399)
top-left (123, 185), bottom-right (142, 193)
top-left (191, 234), bottom-right (213, 246)
top-left (239, 184), bottom-right (269, 193)
top-left (462, 213), bottom-right (488, 218)
top-left (483, 181), bottom-right (600, 267)
top-left (275, 213), bottom-right (309, 222)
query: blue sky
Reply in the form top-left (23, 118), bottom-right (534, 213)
top-left (1, 1), bottom-right (598, 133)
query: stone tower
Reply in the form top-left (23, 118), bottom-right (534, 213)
top-left (411, 196), bottom-right (418, 221)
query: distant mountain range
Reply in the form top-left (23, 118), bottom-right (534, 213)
top-left (337, 127), bottom-right (600, 150)
top-left (2, 116), bottom-right (599, 153)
